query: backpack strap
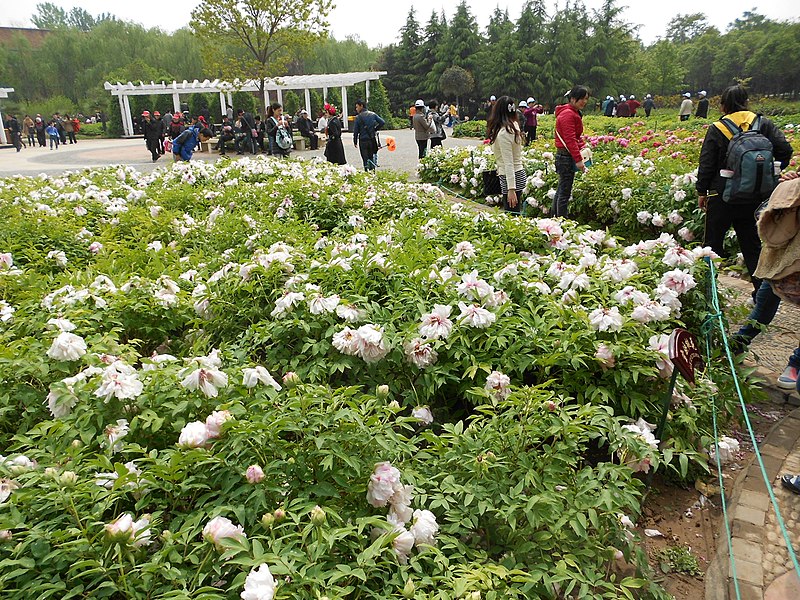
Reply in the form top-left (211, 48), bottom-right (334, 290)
top-left (716, 118), bottom-right (741, 141)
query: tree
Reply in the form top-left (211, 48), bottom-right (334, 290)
top-left (438, 1), bottom-right (482, 76)
top-left (419, 11), bottom-right (447, 97)
top-left (439, 66), bottom-right (474, 106)
top-left (32, 3), bottom-right (112, 31)
top-left (641, 39), bottom-right (687, 96)
top-left (666, 13), bottom-right (709, 44)
top-left (191, 0), bottom-right (332, 114)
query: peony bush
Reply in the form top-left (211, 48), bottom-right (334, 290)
top-left (0, 156), bottom-right (743, 598)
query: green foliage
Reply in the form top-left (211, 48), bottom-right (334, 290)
top-left (657, 545), bottom-right (701, 576)
top-left (452, 120), bottom-right (486, 139)
top-left (367, 80), bottom-right (392, 127)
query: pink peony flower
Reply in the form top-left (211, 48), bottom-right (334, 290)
top-left (246, 465), bottom-right (265, 484)
top-left (203, 516), bottom-right (246, 550)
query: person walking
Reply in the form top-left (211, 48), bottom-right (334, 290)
top-left (616, 95), bottom-right (630, 118)
top-left (46, 121), bottom-right (60, 150)
top-left (323, 103), bottom-right (346, 165)
top-left (488, 96), bottom-right (526, 215)
top-left (696, 91), bottom-right (710, 119)
top-left (643, 94), bottom-right (655, 117)
top-left (34, 116), bottom-right (46, 147)
top-left (603, 95), bottom-right (616, 117)
top-left (679, 93), bottom-right (693, 121)
top-left (428, 100), bottom-right (446, 150)
top-left (63, 115), bottom-right (77, 144)
top-left (553, 86), bottom-right (590, 217)
top-left (412, 99), bottom-right (432, 159)
top-left (7, 115), bottom-right (22, 152)
top-left (23, 115), bottom-right (34, 148)
top-left (696, 84), bottom-right (793, 299)
top-left (627, 95), bottom-right (641, 117)
top-left (142, 111), bottom-right (162, 162)
top-left (353, 99), bottom-right (385, 171)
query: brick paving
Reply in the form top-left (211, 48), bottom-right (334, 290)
top-left (707, 275), bottom-right (800, 600)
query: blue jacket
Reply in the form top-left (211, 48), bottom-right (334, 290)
top-left (353, 110), bottom-right (385, 145)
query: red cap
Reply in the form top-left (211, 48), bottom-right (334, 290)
top-left (153, 111), bottom-right (161, 116)
top-left (141, 110), bottom-right (151, 117)
top-left (172, 114), bottom-right (180, 120)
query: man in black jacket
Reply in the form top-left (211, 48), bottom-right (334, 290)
top-left (696, 84), bottom-right (793, 297)
top-left (237, 109), bottom-right (257, 154)
top-left (296, 110), bottom-right (319, 150)
top-left (696, 91), bottom-right (709, 119)
top-left (142, 111), bottom-right (162, 162)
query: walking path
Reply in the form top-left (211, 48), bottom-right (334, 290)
top-left (707, 275), bottom-right (800, 600)
top-left (0, 129), bottom-right (481, 178)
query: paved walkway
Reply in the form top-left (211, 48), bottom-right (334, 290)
top-left (707, 275), bottom-right (800, 600)
top-left (0, 128), bottom-right (481, 178)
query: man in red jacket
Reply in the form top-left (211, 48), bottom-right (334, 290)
top-left (627, 95), bottom-right (641, 117)
top-left (553, 85), bottom-right (589, 217)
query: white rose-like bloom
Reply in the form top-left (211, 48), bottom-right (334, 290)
top-left (47, 250), bottom-right (68, 267)
top-left (103, 419), bottom-right (129, 453)
top-left (270, 291), bottom-right (305, 318)
top-left (242, 366), bottom-right (282, 391)
top-left (335, 303), bottom-right (365, 323)
top-left (650, 213), bottom-right (665, 227)
top-left (0, 253), bottom-right (12, 270)
top-left (410, 509), bottom-right (439, 547)
top-left (595, 344), bottom-right (616, 368)
top-left (180, 367), bottom-right (229, 398)
top-left (660, 269), bottom-right (696, 295)
top-left (0, 301), bottom-right (13, 323)
top-left (662, 247), bottom-right (695, 268)
top-left (308, 294), bottom-right (340, 315)
top-left (587, 307), bottom-right (624, 332)
top-left (241, 563), bottom-right (276, 600)
top-left (0, 479), bottom-right (18, 503)
top-left (203, 516), bottom-right (246, 550)
top-left (621, 188), bottom-right (632, 200)
top-left (404, 339), bottom-right (438, 369)
top-left (457, 302), bottom-right (496, 328)
top-left (46, 318), bottom-right (76, 332)
top-left (94, 362), bottom-right (143, 402)
top-left (419, 304), bottom-right (453, 340)
top-left (453, 241), bottom-right (476, 259)
top-left (205, 410), bottom-right (232, 438)
top-left (485, 371), bottom-right (511, 400)
top-left (332, 326), bottom-right (361, 356)
top-left (668, 210), bottom-right (684, 225)
top-left (355, 324), bottom-right (389, 363)
top-left (366, 462), bottom-right (402, 508)
top-left (47, 332), bottom-right (88, 361)
top-left (412, 406), bottom-right (434, 425)
top-left (636, 211), bottom-right (652, 224)
top-left (178, 421), bottom-right (210, 448)
top-left (388, 484), bottom-right (415, 525)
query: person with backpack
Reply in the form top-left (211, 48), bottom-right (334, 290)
top-left (266, 103), bottom-right (293, 158)
top-left (696, 84), bottom-right (793, 298)
top-left (353, 99), bottom-right (385, 171)
top-left (172, 121), bottom-right (213, 162)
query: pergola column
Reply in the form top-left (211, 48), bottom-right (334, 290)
top-left (226, 92), bottom-right (233, 110)
top-left (277, 89), bottom-right (283, 106)
top-left (304, 89), bottom-right (311, 115)
top-left (116, 94), bottom-right (128, 136)
top-left (122, 95), bottom-right (134, 137)
top-left (341, 86), bottom-right (348, 131)
top-left (0, 108), bottom-right (6, 144)
top-left (365, 80), bottom-right (370, 104)
top-left (219, 92), bottom-right (227, 118)
top-left (322, 87), bottom-right (328, 102)
top-left (172, 93), bottom-right (181, 113)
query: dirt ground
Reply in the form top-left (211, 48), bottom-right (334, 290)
top-left (635, 397), bottom-right (792, 600)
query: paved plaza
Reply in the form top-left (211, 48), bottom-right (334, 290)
top-left (0, 128), bottom-right (482, 178)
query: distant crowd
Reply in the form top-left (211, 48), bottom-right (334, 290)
top-left (3, 112), bottom-right (106, 152)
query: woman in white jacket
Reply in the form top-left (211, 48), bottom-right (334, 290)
top-left (488, 95), bottom-right (526, 214)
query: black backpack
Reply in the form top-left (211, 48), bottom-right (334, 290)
top-left (718, 114), bottom-right (779, 204)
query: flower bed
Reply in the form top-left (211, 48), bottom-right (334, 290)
top-left (0, 157), bottom-right (738, 598)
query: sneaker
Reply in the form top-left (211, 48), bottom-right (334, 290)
top-left (777, 366), bottom-right (799, 390)
top-left (781, 474), bottom-right (800, 495)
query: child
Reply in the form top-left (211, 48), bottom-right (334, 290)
top-left (46, 122), bottom-right (60, 150)
top-left (172, 123), bottom-right (213, 162)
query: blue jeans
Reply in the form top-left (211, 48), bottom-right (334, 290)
top-left (733, 280), bottom-right (781, 348)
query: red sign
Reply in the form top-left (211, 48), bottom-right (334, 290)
top-left (668, 328), bottom-right (704, 384)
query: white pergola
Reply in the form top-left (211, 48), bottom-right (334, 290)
top-left (104, 72), bottom-right (387, 136)
top-left (0, 87), bottom-right (15, 145)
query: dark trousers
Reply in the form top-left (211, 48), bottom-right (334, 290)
top-left (524, 125), bottom-right (537, 145)
top-left (704, 196), bottom-right (762, 295)
top-left (67, 131), bottom-right (77, 144)
top-left (146, 138), bottom-right (160, 161)
top-left (303, 132), bottom-right (319, 150)
top-left (733, 280), bottom-right (781, 350)
top-left (358, 137), bottom-right (378, 170)
top-left (430, 137), bottom-right (442, 148)
top-left (416, 139), bottom-right (427, 159)
top-left (553, 152), bottom-right (576, 217)
top-left (216, 133), bottom-right (234, 153)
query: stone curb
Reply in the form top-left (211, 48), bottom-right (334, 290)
top-left (705, 398), bottom-right (800, 600)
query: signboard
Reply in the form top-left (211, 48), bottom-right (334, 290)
top-left (668, 328), bottom-right (704, 384)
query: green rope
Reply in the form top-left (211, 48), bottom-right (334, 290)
top-left (702, 257), bottom-right (800, 593)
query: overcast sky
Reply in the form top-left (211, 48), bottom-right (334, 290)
top-left (1, 0), bottom-right (798, 48)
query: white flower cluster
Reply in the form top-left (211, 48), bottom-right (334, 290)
top-left (178, 410), bottom-right (233, 449)
top-left (332, 324), bottom-right (389, 363)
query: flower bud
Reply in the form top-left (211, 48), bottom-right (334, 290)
top-left (0, 530), bottom-right (11, 543)
top-left (261, 513), bottom-right (275, 528)
top-left (71, 439), bottom-right (83, 449)
top-left (545, 400), bottom-right (557, 412)
top-left (469, 592), bottom-right (481, 600)
top-left (387, 400), bottom-right (401, 411)
top-left (310, 505), bottom-right (326, 527)
top-left (403, 578), bottom-right (416, 598)
top-left (376, 384), bottom-right (389, 400)
top-left (282, 372), bottom-right (300, 388)
top-left (274, 508), bottom-right (286, 522)
top-left (44, 467), bottom-right (58, 478)
top-left (246, 464), bottom-right (265, 484)
top-left (59, 471), bottom-right (78, 487)
top-left (161, 530), bottom-right (172, 542)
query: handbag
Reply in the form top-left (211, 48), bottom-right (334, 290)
top-left (482, 170), bottom-right (502, 195)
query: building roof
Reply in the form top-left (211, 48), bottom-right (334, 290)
top-left (0, 27), bottom-right (52, 49)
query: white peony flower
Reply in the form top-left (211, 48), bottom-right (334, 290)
top-left (595, 344), bottom-right (615, 368)
top-left (485, 371), bottom-right (511, 400)
top-left (271, 291), bottom-right (305, 318)
top-left (419, 304), bottom-right (453, 340)
top-left (660, 269), bottom-right (696, 295)
top-left (392, 525), bottom-right (416, 564)
top-left (246, 465), bottom-right (265, 484)
top-left (47, 250), bottom-right (68, 267)
top-left (0, 479), bottom-right (17, 504)
top-left (242, 366), bottom-right (282, 391)
top-left (411, 406), bottom-right (434, 425)
top-left (410, 509), bottom-right (439, 547)
top-left (205, 410), bottom-right (232, 438)
top-left (404, 339), bottom-right (438, 369)
top-left (103, 419), bottom-right (129, 453)
top-left (94, 361), bottom-right (143, 402)
top-left (241, 563), bottom-right (276, 600)
top-left (46, 318), bottom-right (76, 332)
top-left (104, 513), bottom-right (151, 547)
top-left (178, 421), bottom-right (210, 448)
top-left (47, 332), bottom-right (87, 361)
top-left (180, 367), bottom-right (229, 398)
top-left (203, 516), bottom-right (246, 550)
top-left (366, 462), bottom-right (402, 508)
top-left (308, 294), bottom-right (340, 315)
top-left (587, 307), bottom-right (624, 332)
top-left (457, 302), bottom-right (496, 328)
